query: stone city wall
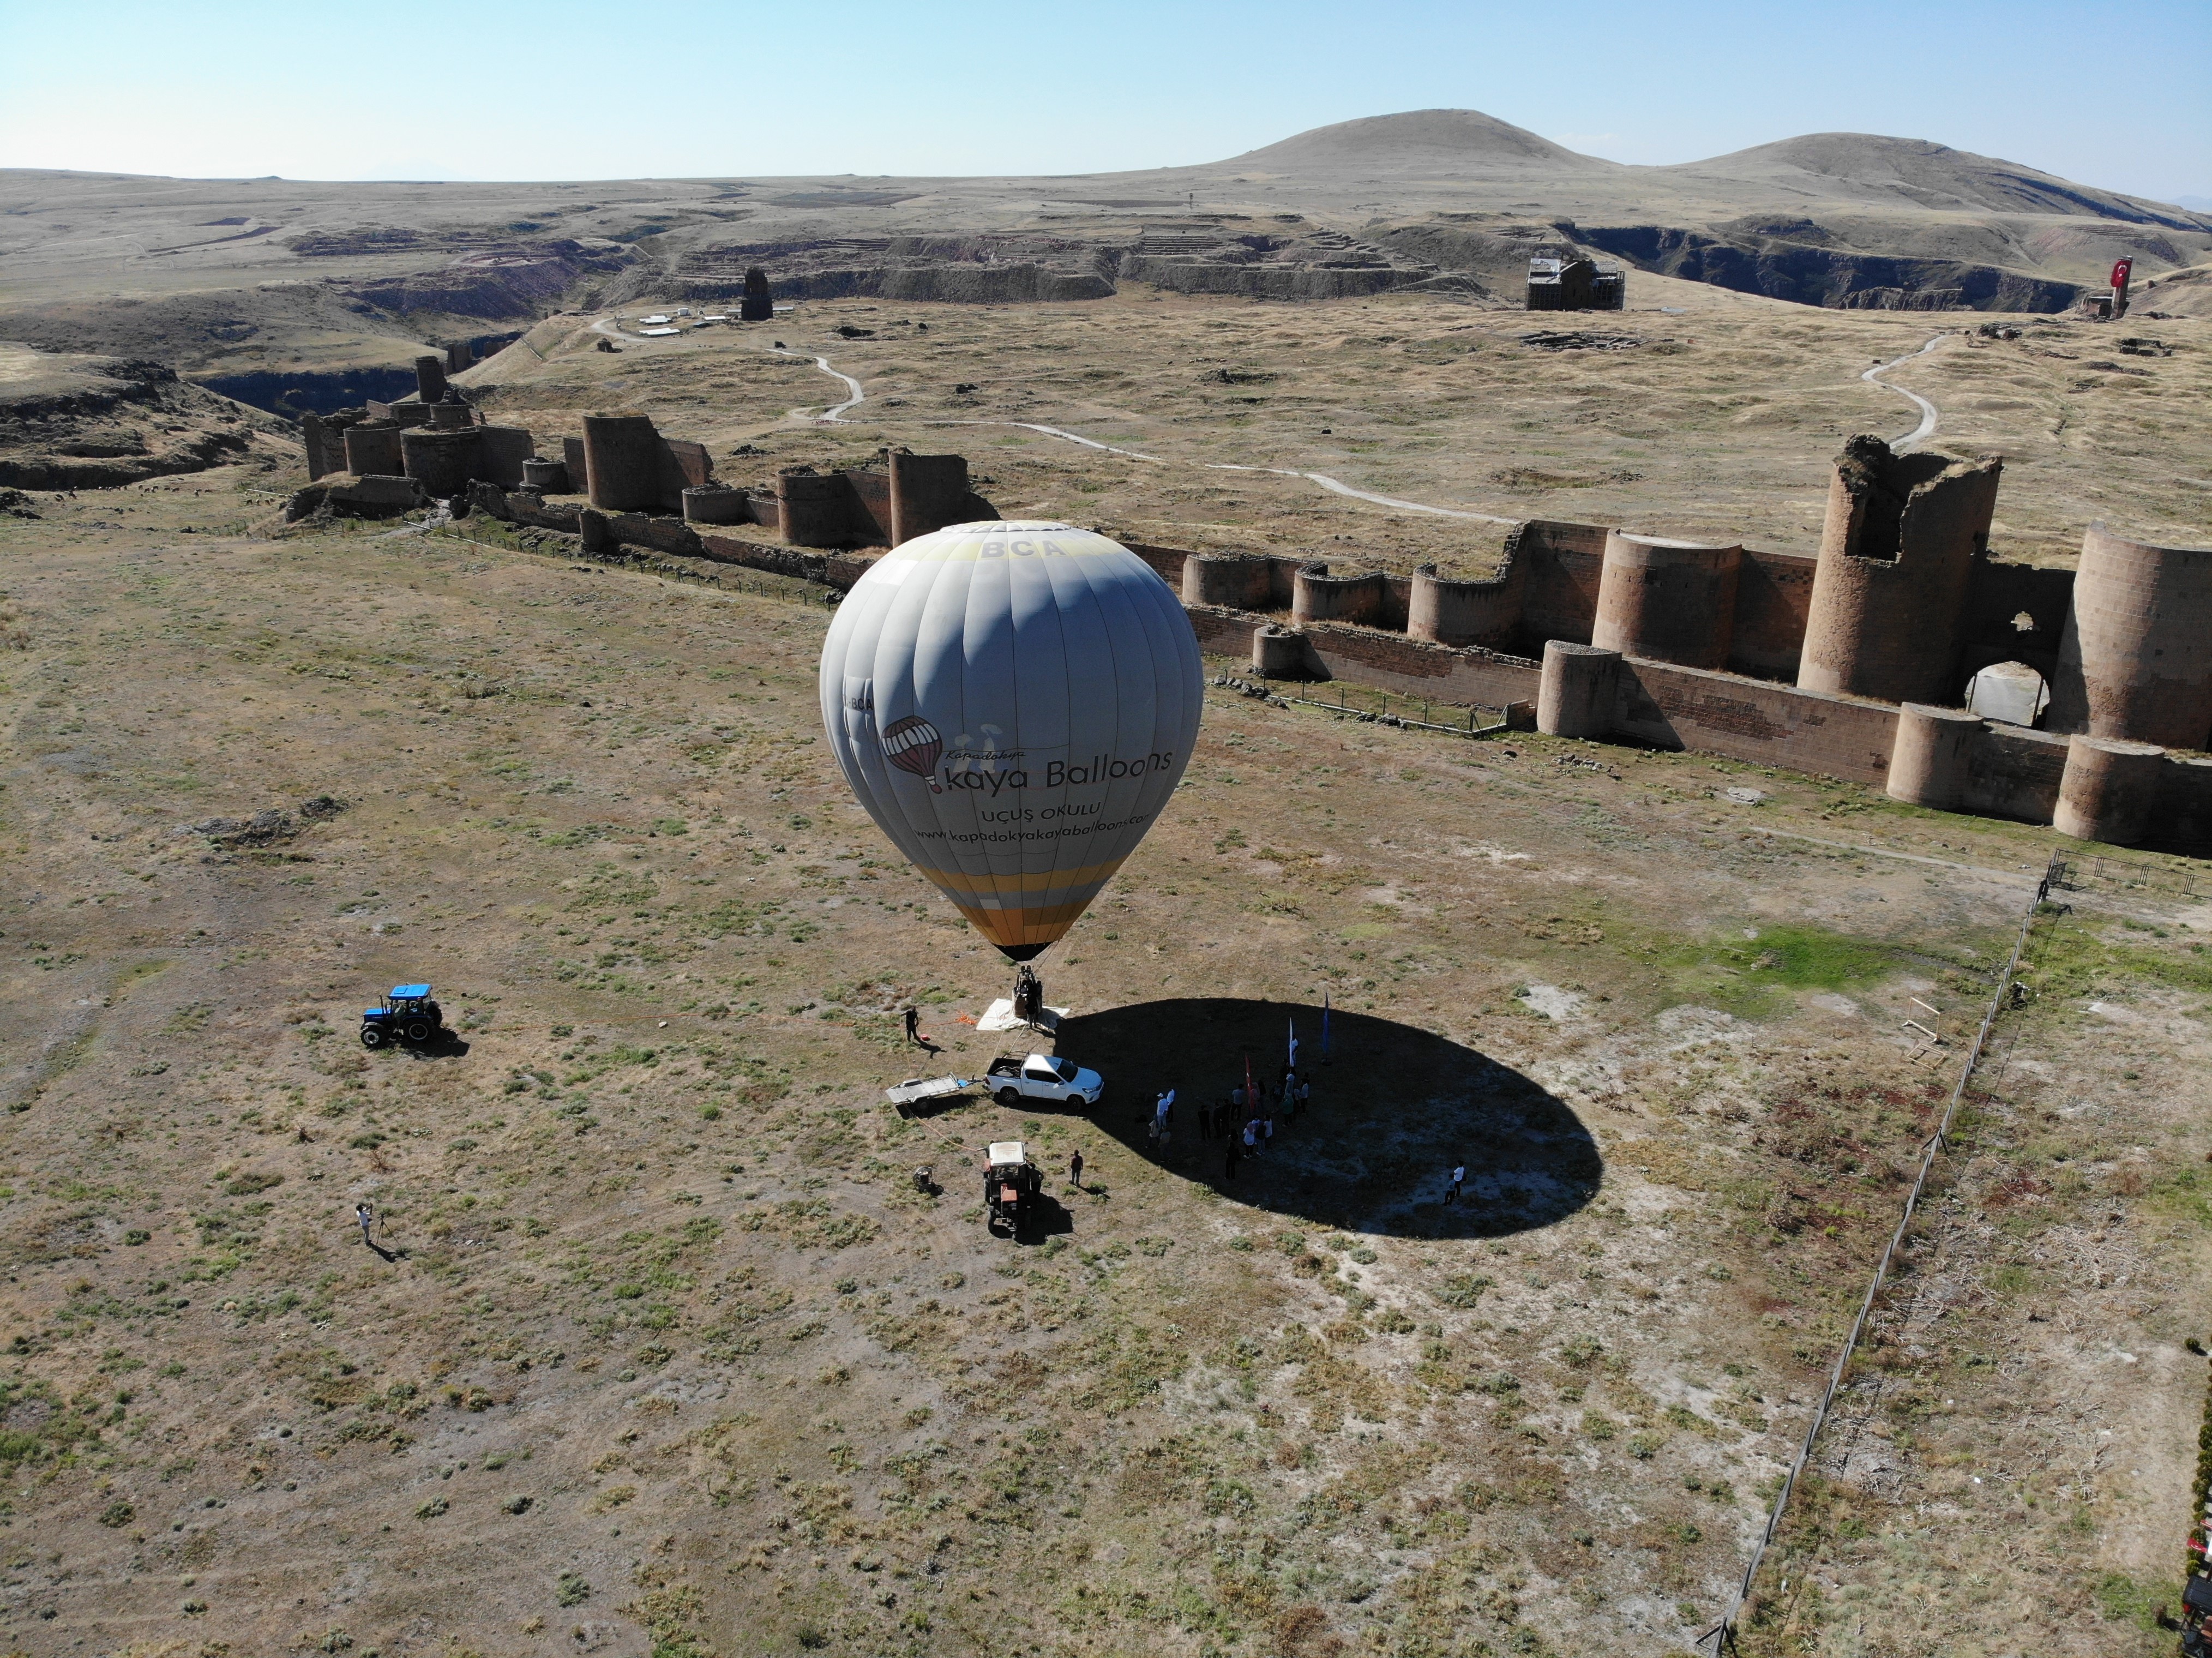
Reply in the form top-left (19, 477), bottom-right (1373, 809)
top-left (1615, 660), bottom-right (1900, 785)
top-left (1961, 723), bottom-right (2072, 824)
top-left (454, 478), bottom-right (2208, 851)
top-left (1728, 550), bottom-right (1818, 679)
top-left (2154, 756), bottom-right (2212, 857)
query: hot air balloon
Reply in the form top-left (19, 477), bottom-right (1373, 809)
top-left (819, 520), bottom-right (1203, 963)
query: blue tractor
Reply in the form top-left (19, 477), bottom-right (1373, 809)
top-left (360, 983), bottom-right (446, 1049)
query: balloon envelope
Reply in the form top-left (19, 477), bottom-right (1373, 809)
top-left (819, 521), bottom-right (1203, 959)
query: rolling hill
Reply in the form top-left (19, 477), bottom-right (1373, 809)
top-left (2, 109), bottom-right (2207, 411)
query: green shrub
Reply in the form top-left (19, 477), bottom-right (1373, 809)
top-left (1435, 1273), bottom-right (1493, 1308)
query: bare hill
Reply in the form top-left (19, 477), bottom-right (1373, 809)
top-left (1674, 132), bottom-right (2211, 229)
top-left (1218, 107), bottom-right (1608, 174)
top-left (3, 108), bottom-right (2209, 424)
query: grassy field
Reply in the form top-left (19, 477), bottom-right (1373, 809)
top-left (1, 450), bottom-right (2208, 1656)
top-left (462, 280), bottom-right (2212, 579)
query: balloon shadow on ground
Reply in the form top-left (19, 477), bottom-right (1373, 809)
top-left (1051, 999), bottom-right (1601, 1240)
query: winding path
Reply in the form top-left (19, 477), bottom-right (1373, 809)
top-left (770, 346), bottom-right (1519, 525)
top-left (621, 314), bottom-right (1954, 524)
top-left (771, 348), bottom-right (865, 420)
top-left (1862, 333), bottom-right (1952, 451)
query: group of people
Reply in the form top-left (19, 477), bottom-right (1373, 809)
top-left (1133, 1066), bottom-right (1314, 1184)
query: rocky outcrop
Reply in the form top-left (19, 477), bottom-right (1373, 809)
top-left (0, 348), bottom-right (287, 489)
top-left (1572, 222), bottom-right (2081, 312)
top-left (1116, 257), bottom-right (1417, 299)
top-left (705, 264), bottom-right (1114, 304)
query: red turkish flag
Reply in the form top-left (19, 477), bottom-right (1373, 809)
top-left (2111, 257), bottom-right (2133, 291)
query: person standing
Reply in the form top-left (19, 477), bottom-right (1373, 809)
top-left (1068, 1149), bottom-right (1085, 1192)
top-left (1242, 1119), bottom-right (1258, 1156)
top-left (1224, 1140), bottom-right (1240, 1184)
top-left (904, 1006), bottom-right (921, 1044)
top-left (1447, 1162), bottom-right (1465, 1204)
top-left (1297, 1078), bottom-right (1311, 1116)
top-left (356, 1202), bottom-right (375, 1246)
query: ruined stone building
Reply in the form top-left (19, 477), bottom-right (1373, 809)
top-left (1525, 256), bottom-right (1625, 311)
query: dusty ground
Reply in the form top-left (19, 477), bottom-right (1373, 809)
top-left (1, 447), bottom-right (2208, 1657)
top-left (1738, 875), bottom-right (2212, 1657)
top-left (465, 282), bottom-right (2212, 579)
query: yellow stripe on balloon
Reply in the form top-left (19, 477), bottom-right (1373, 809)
top-left (951, 899), bottom-right (1100, 950)
top-left (912, 858), bottom-right (1126, 897)
top-left (934, 879), bottom-right (1112, 915)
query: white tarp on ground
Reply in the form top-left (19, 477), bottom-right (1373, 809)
top-left (976, 998), bottom-right (1067, 1034)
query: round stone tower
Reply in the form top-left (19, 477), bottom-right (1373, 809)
top-left (1885, 704), bottom-right (1982, 810)
top-left (2046, 522), bottom-right (2212, 751)
top-left (1796, 436), bottom-right (2001, 706)
top-left (1590, 532), bottom-right (1741, 669)
top-left (582, 413), bottom-right (667, 514)
top-left (1536, 642), bottom-right (1622, 738)
top-left (2054, 734), bottom-right (2168, 845)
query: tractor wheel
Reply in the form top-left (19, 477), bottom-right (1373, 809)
top-left (403, 1019), bottom-right (433, 1044)
top-left (995, 1086), bottom-right (1020, 1107)
top-left (360, 1026), bottom-right (386, 1049)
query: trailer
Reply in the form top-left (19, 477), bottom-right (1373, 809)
top-left (885, 1075), bottom-right (975, 1115)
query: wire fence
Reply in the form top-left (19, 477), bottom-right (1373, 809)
top-left (1698, 847), bottom-right (2061, 1655)
top-left (2048, 850), bottom-right (2212, 900)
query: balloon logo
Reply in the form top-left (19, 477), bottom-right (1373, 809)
top-left (820, 521), bottom-right (1203, 962)
top-left (879, 716), bottom-right (943, 791)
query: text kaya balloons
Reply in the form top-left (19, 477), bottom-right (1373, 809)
top-left (820, 521), bottom-right (1203, 960)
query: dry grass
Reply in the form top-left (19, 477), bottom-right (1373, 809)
top-left (0, 287), bottom-right (2205, 1656)
top-left (466, 282), bottom-right (2212, 575)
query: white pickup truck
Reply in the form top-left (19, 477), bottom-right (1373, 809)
top-left (985, 1053), bottom-right (1103, 1108)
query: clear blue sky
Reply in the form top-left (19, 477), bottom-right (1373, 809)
top-left (2, 0), bottom-right (2205, 203)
